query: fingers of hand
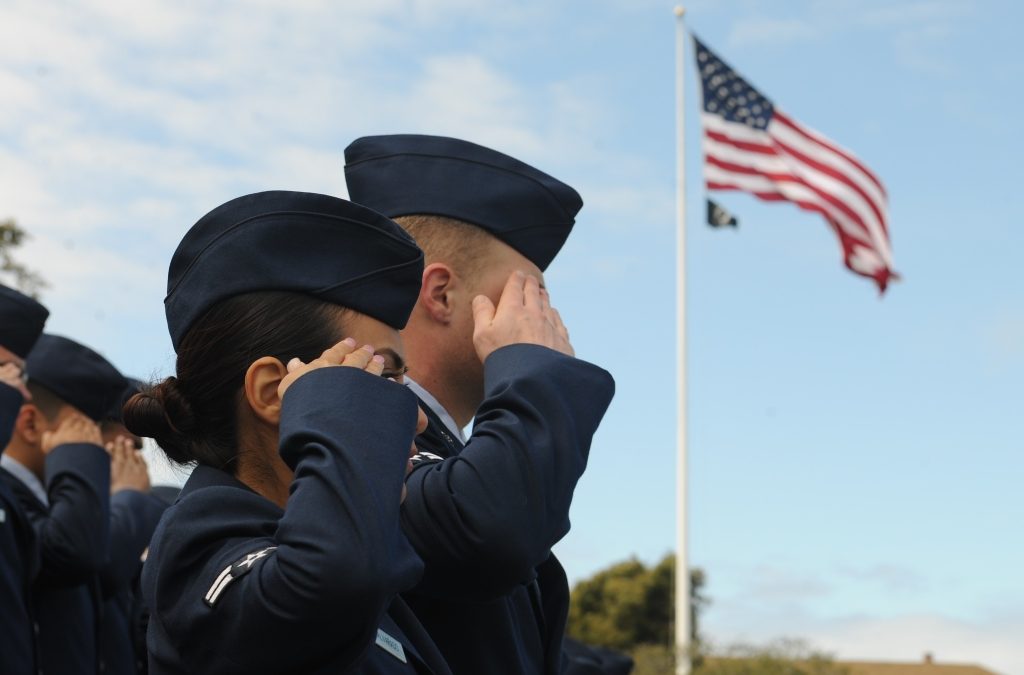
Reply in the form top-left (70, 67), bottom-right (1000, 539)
top-left (0, 363), bottom-right (21, 386)
top-left (365, 354), bottom-right (386, 377)
top-left (472, 294), bottom-right (496, 329)
top-left (523, 275), bottom-right (543, 312)
top-left (340, 344), bottom-right (375, 370)
top-left (320, 337), bottom-right (359, 366)
top-left (548, 307), bottom-right (570, 341)
top-left (539, 287), bottom-right (551, 313)
top-left (498, 270), bottom-right (526, 310)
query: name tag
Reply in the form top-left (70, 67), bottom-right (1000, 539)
top-left (376, 628), bottom-right (407, 664)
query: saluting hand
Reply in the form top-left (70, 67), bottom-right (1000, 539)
top-left (41, 413), bottom-right (103, 454)
top-left (471, 270), bottom-right (575, 363)
top-left (277, 337), bottom-right (388, 398)
top-left (108, 435), bottom-right (151, 494)
top-left (0, 362), bottom-right (30, 400)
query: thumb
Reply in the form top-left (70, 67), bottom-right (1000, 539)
top-left (471, 295), bottom-right (495, 328)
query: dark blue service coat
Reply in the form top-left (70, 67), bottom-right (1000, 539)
top-left (1, 441), bottom-right (112, 675)
top-left (400, 344), bottom-right (615, 675)
top-left (142, 368), bottom-right (452, 675)
top-left (1, 380), bottom-right (21, 449)
top-left (0, 383), bottom-right (38, 675)
top-left (101, 489), bottom-right (168, 675)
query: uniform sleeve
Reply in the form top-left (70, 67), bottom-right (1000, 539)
top-left (401, 344), bottom-right (615, 599)
top-left (161, 367), bottom-right (424, 673)
top-left (0, 382), bottom-right (23, 450)
top-left (100, 490), bottom-right (166, 595)
top-left (32, 442), bottom-right (111, 585)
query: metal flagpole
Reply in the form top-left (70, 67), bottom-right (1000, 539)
top-left (672, 6), bottom-right (691, 675)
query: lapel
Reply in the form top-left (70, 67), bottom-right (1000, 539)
top-left (415, 399), bottom-right (464, 460)
top-left (380, 596), bottom-right (452, 675)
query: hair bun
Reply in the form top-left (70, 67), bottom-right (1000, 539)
top-left (123, 377), bottom-right (196, 464)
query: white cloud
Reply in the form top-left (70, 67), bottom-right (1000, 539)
top-left (703, 561), bottom-right (1021, 675)
top-left (705, 608), bottom-right (1021, 675)
top-left (727, 18), bottom-right (819, 48)
top-left (0, 0), bottom-right (647, 374)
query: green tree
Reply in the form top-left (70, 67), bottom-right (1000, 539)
top-left (0, 218), bottom-right (47, 297)
top-left (566, 554), bottom-right (706, 653)
top-left (697, 640), bottom-right (850, 675)
top-left (567, 558), bottom-right (847, 675)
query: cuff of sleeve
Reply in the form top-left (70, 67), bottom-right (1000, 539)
top-left (278, 367), bottom-right (419, 470)
top-left (45, 443), bottom-right (111, 492)
top-left (483, 344), bottom-right (615, 398)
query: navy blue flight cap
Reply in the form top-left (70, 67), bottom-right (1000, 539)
top-left (344, 134), bottom-right (583, 271)
top-left (26, 334), bottom-right (127, 422)
top-left (106, 376), bottom-right (144, 422)
top-left (0, 283), bottom-right (49, 359)
top-left (164, 191), bottom-right (424, 350)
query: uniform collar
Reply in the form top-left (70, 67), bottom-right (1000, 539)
top-left (0, 453), bottom-right (48, 506)
top-left (405, 377), bottom-right (466, 444)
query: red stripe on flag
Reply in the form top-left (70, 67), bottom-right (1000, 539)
top-left (705, 155), bottom-right (876, 243)
top-left (773, 112), bottom-right (888, 199)
top-left (770, 135), bottom-right (889, 238)
top-left (704, 130), bottom-right (776, 155)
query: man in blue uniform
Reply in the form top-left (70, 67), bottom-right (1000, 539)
top-left (345, 135), bottom-right (624, 674)
top-left (1, 334), bottom-right (128, 675)
top-left (0, 283), bottom-right (49, 675)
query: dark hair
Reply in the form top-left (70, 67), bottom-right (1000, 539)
top-left (25, 382), bottom-right (64, 420)
top-left (124, 291), bottom-right (348, 471)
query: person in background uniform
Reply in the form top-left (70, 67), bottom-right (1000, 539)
top-left (1, 333), bottom-right (127, 675)
top-left (126, 190), bottom-right (452, 674)
top-left (0, 283), bottom-right (49, 675)
top-left (345, 134), bottom-right (622, 675)
top-left (101, 377), bottom-right (168, 675)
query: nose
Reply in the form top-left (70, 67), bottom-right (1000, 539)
top-left (415, 408), bottom-right (428, 435)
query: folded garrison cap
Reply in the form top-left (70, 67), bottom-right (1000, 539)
top-left (106, 376), bottom-right (144, 422)
top-left (0, 284), bottom-right (49, 358)
top-left (164, 190), bottom-right (424, 350)
top-left (26, 334), bottom-right (127, 422)
top-left (344, 134), bottom-right (582, 271)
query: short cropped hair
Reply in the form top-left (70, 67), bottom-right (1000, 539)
top-left (394, 215), bottom-right (496, 282)
top-left (25, 382), bottom-right (65, 420)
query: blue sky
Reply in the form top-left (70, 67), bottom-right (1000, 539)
top-left (1, 1), bottom-right (1021, 672)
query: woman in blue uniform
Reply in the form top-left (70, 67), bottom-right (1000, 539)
top-left (125, 191), bottom-right (451, 674)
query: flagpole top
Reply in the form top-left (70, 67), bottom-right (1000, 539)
top-left (674, 6), bottom-right (686, 18)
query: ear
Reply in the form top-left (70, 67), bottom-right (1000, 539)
top-left (420, 262), bottom-right (458, 324)
top-left (243, 357), bottom-right (288, 426)
top-left (14, 404), bottom-right (45, 446)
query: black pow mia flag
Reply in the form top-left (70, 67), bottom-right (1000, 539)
top-left (707, 199), bottom-right (738, 228)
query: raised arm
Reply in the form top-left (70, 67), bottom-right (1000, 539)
top-left (402, 272), bottom-right (615, 598)
top-left (33, 414), bottom-right (111, 584)
top-left (155, 365), bottom-right (423, 672)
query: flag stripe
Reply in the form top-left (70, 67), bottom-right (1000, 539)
top-left (771, 133), bottom-right (890, 243)
top-left (773, 112), bottom-right (888, 199)
top-left (705, 139), bottom-right (892, 266)
top-left (694, 35), bottom-right (896, 291)
top-left (704, 117), bottom-right (888, 266)
top-left (704, 166), bottom-right (874, 251)
top-left (704, 114), bottom-right (888, 255)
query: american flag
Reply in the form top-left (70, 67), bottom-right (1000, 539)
top-left (694, 36), bottom-right (897, 292)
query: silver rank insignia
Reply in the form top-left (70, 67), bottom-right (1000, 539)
top-left (204, 546), bottom-right (277, 607)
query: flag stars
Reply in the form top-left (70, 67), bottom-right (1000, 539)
top-left (696, 40), bottom-right (775, 127)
